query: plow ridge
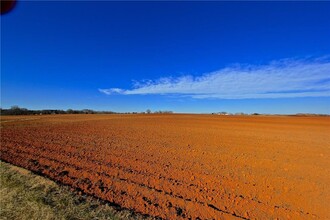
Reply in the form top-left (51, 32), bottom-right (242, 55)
top-left (1, 115), bottom-right (327, 219)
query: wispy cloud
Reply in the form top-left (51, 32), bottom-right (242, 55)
top-left (99, 58), bottom-right (330, 99)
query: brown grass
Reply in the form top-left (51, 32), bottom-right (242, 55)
top-left (0, 161), bottom-right (149, 220)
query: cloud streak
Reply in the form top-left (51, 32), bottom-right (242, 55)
top-left (99, 58), bottom-right (330, 99)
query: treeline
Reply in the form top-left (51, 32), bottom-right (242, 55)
top-left (147, 110), bottom-right (173, 114)
top-left (211, 112), bottom-right (258, 115)
top-left (211, 111), bottom-right (329, 116)
top-left (0, 106), bottom-right (174, 116)
top-left (0, 106), bottom-right (116, 115)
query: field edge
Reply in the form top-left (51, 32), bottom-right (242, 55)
top-left (0, 160), bottom-right (152, 220)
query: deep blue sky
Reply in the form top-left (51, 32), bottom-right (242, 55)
top-left (2, 1), bottom-right (330, 114)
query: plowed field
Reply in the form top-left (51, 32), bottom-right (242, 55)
top-left (1, 114), bottom-right (329, 219)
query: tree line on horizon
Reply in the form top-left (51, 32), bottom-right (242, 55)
top-left (0, 106), bottom-right (116, 115)
top-left (0, 106), bottom-right (174, 115)
top-left (1, 106), bottom-right (326, 116)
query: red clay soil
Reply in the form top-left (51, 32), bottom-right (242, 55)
top-left (1, 114), bottom-right (329, 219)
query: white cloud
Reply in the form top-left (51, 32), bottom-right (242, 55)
top-left (99, 58), bottom-right (330, 99)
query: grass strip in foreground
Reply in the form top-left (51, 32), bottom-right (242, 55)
top-left (0, 161), bottom-right (149, 220)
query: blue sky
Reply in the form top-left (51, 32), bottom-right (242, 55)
top-left (1, 1), bottom-right (330, 114)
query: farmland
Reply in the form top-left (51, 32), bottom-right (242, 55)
top-left (1, 114), bottom-right (329, 219)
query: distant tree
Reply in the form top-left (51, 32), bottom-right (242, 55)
top-left (153, 110), bottom-right (173, 114)
top-left (41, 110), bottom-right (52, 115)
top-left (9, 106), bottom-right (28, 115)
top-left (11, 105), bottom-right (20, 110)
top-left (146, 109), bottom-right (152, 114)
top-left (82, 109), bottom-right (95, 114)
top-left (162, 111), bottom-right (173, 114)
top-left (66, 109), bottom-right (74, 114)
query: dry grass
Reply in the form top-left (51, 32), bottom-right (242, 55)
top-left (0, 161), bottom-right (149, 220)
